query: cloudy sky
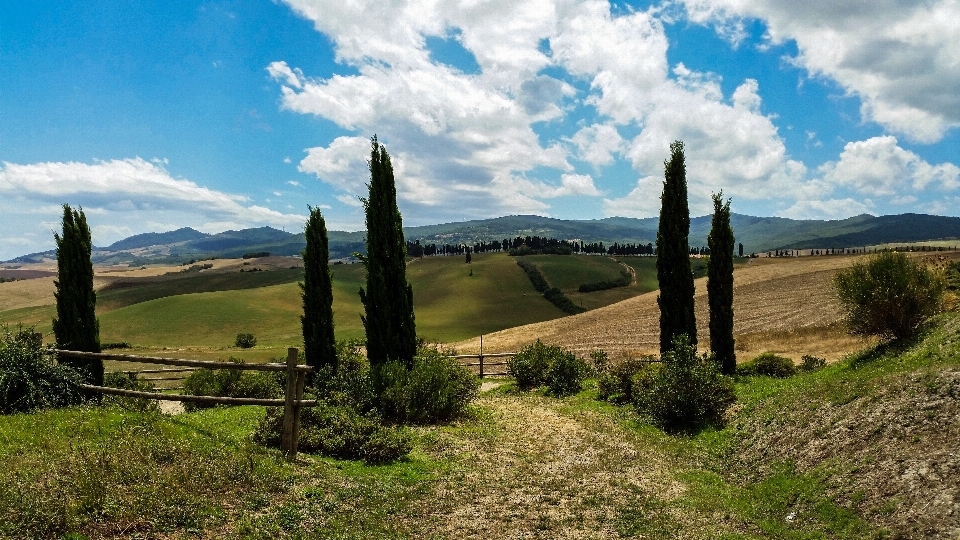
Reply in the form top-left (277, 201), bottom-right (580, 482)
top-left (2, 0), bottom-right (959, 260)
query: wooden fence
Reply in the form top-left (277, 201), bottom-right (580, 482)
top-left (56, 348), bottom-right (315, 459)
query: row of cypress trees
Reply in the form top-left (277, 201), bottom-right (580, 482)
top-left (301, 136), bottom-right (417, 373)
top-left (656, 141), bottom-right (736, 374)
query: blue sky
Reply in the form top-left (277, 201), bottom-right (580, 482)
top-left (2, 0), bottom-right (959, 260)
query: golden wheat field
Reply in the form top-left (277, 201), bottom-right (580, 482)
top-left (452, 253), bottom-right (958, 362)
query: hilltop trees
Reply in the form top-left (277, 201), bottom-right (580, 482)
top-left (708, 192), bottom-right (736, 375)
top-left (656, 141), bottom-right (697, 355)
top-left (52, 204), bottom-right (103, 385)
top-left (301, 206), bottom-right (338, 374)
top-left (359, 136), bottom-right (417, 368)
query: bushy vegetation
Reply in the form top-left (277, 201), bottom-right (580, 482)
top-left (256, 342), bottom-right (476, 462)
top-left (181, 358), bottom-right (282, 412)
top-left (596, 355), bottom-right (658, 404)
top-left (577, 269), bottom-right (631, 292)
top-left (799, 354), bottom-right (826, 372)
top-left (102, 371), bottom-right (160, 413)
top-left (516, 260), bottom-right (585, 314)
top-left (737, 352), bottom-right (797, 378)
top-left (254, 404), bottom-right (411, 464)
top-left (632, 334), bottom-right (735, 432)
top-left (508, 340), bottom-right (589, 396)
top-left (374, 348), bottom-right (481, 424)
top-left (235, 332), bottom-right (258, 348)
top-left (0, 325), bottom-right (86, 414)
top-left (834, 251), bottom-right (945, 340)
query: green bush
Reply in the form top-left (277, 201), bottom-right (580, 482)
top-left (507, 340), bottom-right (553, 390)
top-left (800, 355), bottom-right (826, 372)
top-left (632, 334), bottom-right (735, 432)
top-left (234, 333), bottom-right (257, 348)
top-left (596, 355), bottom-right (658, 404)
top-left (102, 371), bottom-right (160, 413)
top-left (181, 358), bottom-right (282, 412)
top-left (254, 403), bottom-right (411, 464)
top-left (374, 348), bottom-right (480, 424)
top-left (545, 350), bottom-right (590, 396)
top-left (834, 251), bottom-right (945, 340)
top-left (0, 325), bottom-right (86, 414)
top-left (737, 352), bottom-right (797, 377)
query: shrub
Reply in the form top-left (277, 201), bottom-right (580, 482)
top-left (507, 340), bottom-right (554, 390)
top-left (632, 334), bottom-right (735, 432)
top-left (543, 287), bottom-right (586, 314)
top-left (737, 352), bottom-right (797, 377)
top-left (374, 348), bottom-right (480, 424)
top-left (234, 333), bottom-right (257, 348)
top-left (545, 351), bottom-right (590, 396)
top-left (0, 325), bottom-right (87, 414)
top-left (181, 358), bottom-right (282, 412)
top-left (578, 270), bottom-right (632, 292)
top-left (596, 355), bottom-right (658, 404)
top-left (516, 260), bottom-right (549, 292)
top-left (102, 371), bottom-right (160, 413)
top-left (800, 355), bottom-right (826, 372)
top-left (253, 403), bottom-right (411, 464)
top-left (834, 251), bottom-right (945, 340)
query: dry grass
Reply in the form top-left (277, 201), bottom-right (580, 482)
top-left (451, 255), bottom-right (886, 362)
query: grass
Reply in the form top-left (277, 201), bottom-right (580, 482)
top-left (1, 253), bottom-right (663, 352)
top-left (5, 313), bottom-right (959, 537)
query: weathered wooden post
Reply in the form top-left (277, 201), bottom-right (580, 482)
top-left (479, 334), bottom-right (484, 379)
top-left (281, 347), bottom-right (302, 459)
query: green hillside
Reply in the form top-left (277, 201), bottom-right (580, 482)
top-left (86, 252), bottom-right (650, 350)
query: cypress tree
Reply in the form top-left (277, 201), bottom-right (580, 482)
top-left (359, 136), bottom-right (417, 368)
top-left (52, 204), bottom-right (103, 385)
top-left (708, 192), bottom-right (736, 375)
top-left (301, 206), bottom-right (337, 374)
top-left (656, 141), bottom-right (697, 355)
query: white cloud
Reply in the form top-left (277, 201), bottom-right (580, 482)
top-left (298, 136), bottom-right (372, 194)
top-left (681, 0), bottom-right (960, 142)
top-left (335, 194), bottom-right (363, 207)
top-left (286, 180), bottom-right (302, 187)
top-left (566, 123), bottom-right (624, 167)
top-left (778, 198), bottom-right (874, 220)
top-left (601, 176), bottom-right (663, 218)
top-left (0, 158), bottom-right (306, 259)
top-left (818, 136), bottom-right (960, 197)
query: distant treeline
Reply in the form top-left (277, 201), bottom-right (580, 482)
top-left (406, 236), bottom-right (739, 258)
top-left (766, 245), bottom-right (957, 257)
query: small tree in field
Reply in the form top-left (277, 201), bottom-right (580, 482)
top-left (707, 192), bottom-right (736, 375)
top-left (302, 206), bottom-right (338, 373)
top-left (52, 204), bottom-right (102, 385)
top-left (359, 136), bottom-right (417, 368)
top-left (834, 251), bottom-right (944, 341)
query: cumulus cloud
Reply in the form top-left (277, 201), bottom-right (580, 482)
top-left (272, 0), bottom-right (815, 221)
top-left (0, 158), bottom-right (306, 259)
top-left (778, 198), bottom-right (874, 221)
top-left (601, 176), bottom-right (663, 218)
top-left (818, 136), bottom-right (960, 197)
top-left (681, 0), bottom-right (960, 142)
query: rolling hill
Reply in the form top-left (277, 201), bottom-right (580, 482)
top-left (5, 212), bottom-right (960, 265)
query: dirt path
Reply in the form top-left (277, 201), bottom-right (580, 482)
top-left (612, 256), bottom-right (637, 286)
top-left (411, 394), bottom-right (697, 538)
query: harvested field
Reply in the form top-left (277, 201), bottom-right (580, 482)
top-left (452, 255), bottom-right (905, 361)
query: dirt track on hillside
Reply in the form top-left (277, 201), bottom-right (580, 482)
top-left (452, 255), bottom-right (880, 360)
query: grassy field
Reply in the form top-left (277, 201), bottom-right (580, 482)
top-left (4, 313), bottom-right (957, 538)
top-left (1, 253), bottom-right (655, 355)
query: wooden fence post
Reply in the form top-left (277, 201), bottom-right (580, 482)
top-left (479, 335), bottom-right (484, 379)
top-left (281, 347), bottom-right (301, 459)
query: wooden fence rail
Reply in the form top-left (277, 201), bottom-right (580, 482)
top-left (56, 348), bottom-right (314, 459)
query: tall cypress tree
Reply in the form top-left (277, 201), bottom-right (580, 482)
top-left (301, 206), bottom-right (338, 374)
top-left (359, 136), bottom-right (417, 368)
top-left (656, 141), bottom-right (697, 355)
top-left (708, 191), bottom-right (736, 375)
top-left (52, 204), bottom-right (103, 385)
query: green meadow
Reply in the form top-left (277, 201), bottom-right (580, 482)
top-left (0, 253), bottom-right (661, 355)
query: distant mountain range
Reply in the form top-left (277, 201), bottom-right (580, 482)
top-left (6, 213), bottom-right (960, 265)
